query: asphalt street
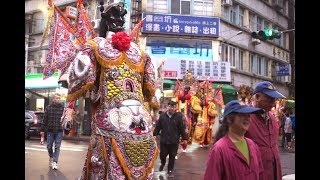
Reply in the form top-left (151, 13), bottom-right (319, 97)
top-left (25, 137), bottom-right (295, 180)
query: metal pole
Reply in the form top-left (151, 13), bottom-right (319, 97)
top-left (25, 35), bottom-right (29, 74)
top-left (281, 29), bottom-right (295, 33)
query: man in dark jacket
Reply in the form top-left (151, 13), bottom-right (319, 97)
top-left (153, 101), bottom-right (188, 178)
top-left (40, 93), bottom-right (64, 170)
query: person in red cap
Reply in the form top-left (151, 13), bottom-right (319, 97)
top-left (245, 81), bottom-right (286, 180)
top-left (204, 100), bottom-right (264, 180)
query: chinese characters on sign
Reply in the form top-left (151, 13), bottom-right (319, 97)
top-left (276, 64), bottom-right (291, 76)
top-left (273, 46), bottom-right (290, 62)
top-left (157, 57), bottom-right (231, 82)
top-left (142, 13), bottom-right (220, 37)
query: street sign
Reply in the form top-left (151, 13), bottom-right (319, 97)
top-left (141, 12), bottom-right (220, 37)
top-left (276, 64), bottom-right (291, 76)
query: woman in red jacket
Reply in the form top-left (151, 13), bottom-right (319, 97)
top-left (204, 100), bottom-right (264, 180)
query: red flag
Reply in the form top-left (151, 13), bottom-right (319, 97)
top-left (213, 87), bottom-right (224, 106)
top-left (42, 1), bottom-right (94, 79)
top-left (75, 0), bottom-right (97, 42)
top-left (130, 17), bottom-right (146, 42)
top-left (43, 10), bottom-right (77, 80)
top-left (173, 79), bottom-right (181, 96)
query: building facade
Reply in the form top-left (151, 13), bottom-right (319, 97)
top-left (25, 0), bottom-right (295, 109)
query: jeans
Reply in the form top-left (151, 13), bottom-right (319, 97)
top-left (47, 131), bottom-right (63, 163)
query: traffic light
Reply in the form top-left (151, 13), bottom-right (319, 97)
top-left (251, 29), bottom-right (282, 41)
top-left (264, 29), bottom-right (282, 40)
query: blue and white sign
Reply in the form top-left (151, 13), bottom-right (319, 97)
top-left (142, 13), bottom-right (220, 37)
top-left (276, 64), bottom-right (291, 76)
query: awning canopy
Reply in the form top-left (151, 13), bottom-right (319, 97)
top-left (212, 83), bottom-right (237, 95)
top-left (285, 100), bottom-right (295, 108)
top-left (25, 72), bottom-right (60, 89)
top-left (163, 79), bottom-right (176, 85)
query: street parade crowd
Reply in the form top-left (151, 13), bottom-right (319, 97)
top-left (38, 0), bottom-right (295, 179)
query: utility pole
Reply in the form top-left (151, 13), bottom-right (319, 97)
top-left (25, 34), bottom-right (29, 75)
top-left (288, 0), bottom-right (295, 99)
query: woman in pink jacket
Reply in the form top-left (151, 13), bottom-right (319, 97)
top-left (204, 100), bottom-right (264, 180)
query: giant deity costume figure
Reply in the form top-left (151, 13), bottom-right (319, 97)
top-left (174, 70), bottom-right (197, 145)
top-left (190, 80), bottom-right (218, 147)
top-left (66, 1), bottom-right (159, 179)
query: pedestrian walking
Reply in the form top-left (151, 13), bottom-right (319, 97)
top-left (40, 93), bottom-right (64, 170)
top-left (245, 81), bottom-right (286, 180)
top-left (203, 100), bottom-right (264, 180)
top-left (153, 101), bottom-right (188, 178)
top-left (284, 112), bottom-right (293, 150)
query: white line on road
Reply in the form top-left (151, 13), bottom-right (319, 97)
top-left (25, 147), bottom-right (84, 152)
top-left (30, 144), bottom-right (88, 149)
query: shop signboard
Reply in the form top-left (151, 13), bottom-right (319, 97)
top-left (25, 72), bottom-right (60, 89)
top-left (146, 37), bottom-right (230, 82)
top-left (276, 64), bottom-right (291, 76)
top-left (142, 12), bottom-right (220, 37)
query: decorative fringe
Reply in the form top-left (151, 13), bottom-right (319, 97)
top-left (110, 138), bottom-right (132, 180)
top-left (143, 83), bottom-right (156, 97)
top-left (100, 135), bottom-right (109, 180)
top-left (85, 140), bottom-right (92, 180)
top-left (40, 6), bottom-right (54, 48)
top-left (149, 101), bottom-right (160, 109)
top-left (142, 140), bottom-right (159, 179)
top-left (66, 81), bottom-right (94, 101)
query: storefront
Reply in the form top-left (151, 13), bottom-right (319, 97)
top-left (25, 72), bottom-right (66, 111)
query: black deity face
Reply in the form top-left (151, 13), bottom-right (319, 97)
top-left (103, 3), bottom-right (127, 33)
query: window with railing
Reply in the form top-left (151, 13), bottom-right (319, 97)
top-left (256, 16), bottom-right (263, 31)
top-left (222, 44), bottom-right (244, 71)
top-left (249, 12), bottom-right (255, 31)
top-left (229, 5), bottom-right (237, 24)
top-left (31, 12), bottom-right (45, 34)
top-left (237, 49), bottom-right (244, 71)
top-left (147, 0), bottom-right (168, 13)
top-left (238, 7), bottom-right (244, 27)
top-left (250, 53), bottom-right (268, 77)
top-left (222, 3), bottom-right (246, 27)
top-left (194, 0), bottom-right (213, 16)
top-left (171, 0), bottom-right (191, 15)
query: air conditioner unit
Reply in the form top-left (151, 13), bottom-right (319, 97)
top-left (92, 19), bottom-right (101, 29)
top-left (251, 38), bottom-right (261, 45)
top-left (283, 76), bottom-right (291, 83)
top-left (223, 0), bottom-right (233, 6)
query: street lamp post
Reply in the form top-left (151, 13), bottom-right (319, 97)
top-left (224, 31), bottom-right (243, 42)
top-left (219, 31), bottom-right (243, 54)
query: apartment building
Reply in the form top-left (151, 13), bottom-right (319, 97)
top-left (25, 0), bottom-right (295, 112)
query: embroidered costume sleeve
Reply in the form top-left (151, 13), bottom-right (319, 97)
top-left (66, 43), bottom-right (97, 101)
top-left (207, 101), bottom-right (218, 124)
top-left (190, 95), bottom-right (202, 114)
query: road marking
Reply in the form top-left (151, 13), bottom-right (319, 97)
top-left (31, 144), bottom-right (88, 149)
top-left (25, 146), bottom-right (85, 152)
top-left (25, 147), bottom-right (47, 152)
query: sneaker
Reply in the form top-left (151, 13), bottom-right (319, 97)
top-left (182, 149), bottom-right (187, 153)
top-left (52, 162), bottom-right (58, 170)
top-left (159, 164), bottom-right (164, 171)
top-left (175, 155), bottom-right (178, 160)
top-left (168, 170), bottom-right (174, 178)
top-left (199, 144), bottom-right (203, 148)
top-left (49, 157), bottom-right (53, 167)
